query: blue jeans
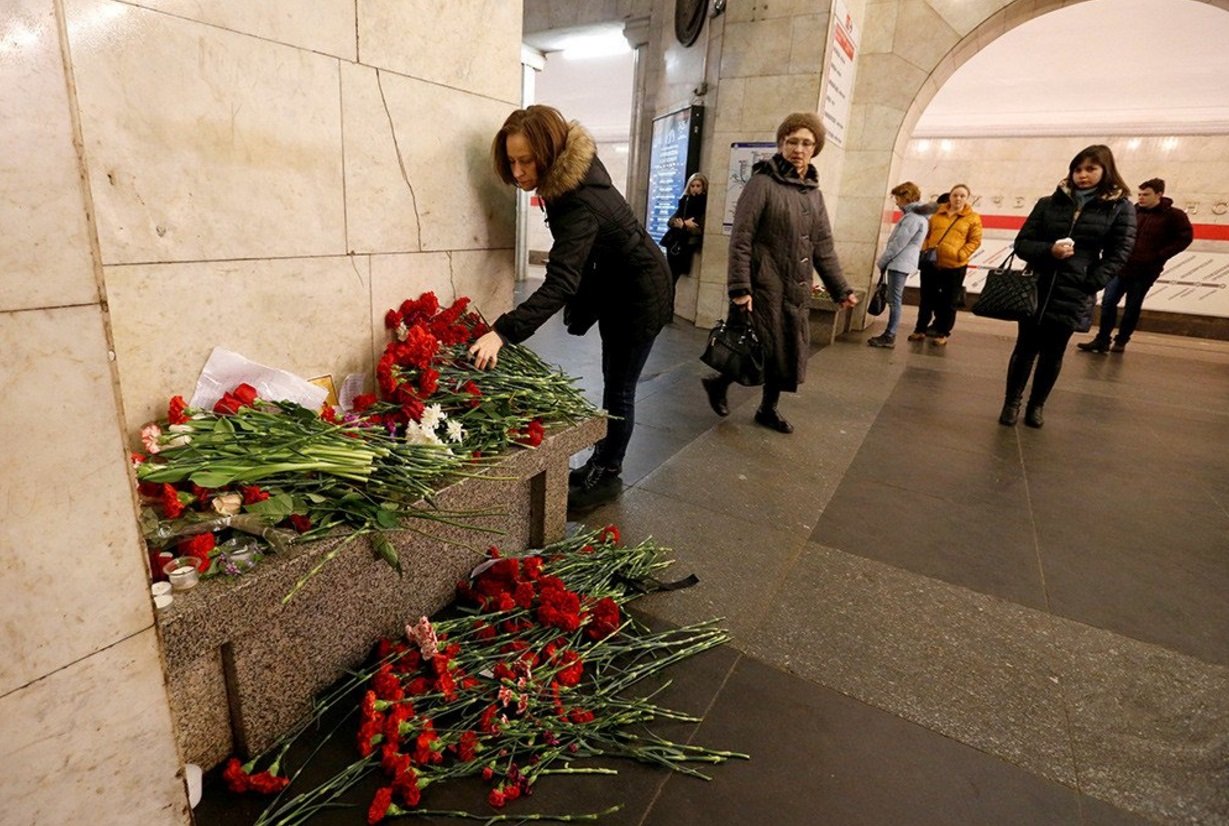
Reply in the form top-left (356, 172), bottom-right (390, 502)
top-left (591, 335), bottom-right (657, 471)
top-left (1096, 275), bottom-right (1152, 345)
top-left (885, 269), bottom-right (908, 336)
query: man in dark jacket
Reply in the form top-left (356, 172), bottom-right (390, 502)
top-left (1078, 178), bottom-right (1192, 353)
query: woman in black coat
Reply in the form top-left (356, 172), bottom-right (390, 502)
top-left (1000, 145), bottom-right (1136, 428)
top-left (661, 173), bottom-right (708, 279)
top-left (471, 105), bottom-right (674, 509)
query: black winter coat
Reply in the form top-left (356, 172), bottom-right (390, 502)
top-left (493, 125), bottom-right (673, 346)
top-left (1013, 184), bottom-right (1136, 330)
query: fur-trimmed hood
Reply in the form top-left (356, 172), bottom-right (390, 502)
top-left (537, 123), bottom-right (598, 202)
top-left (1057, 180), bottom-right (1128, 202)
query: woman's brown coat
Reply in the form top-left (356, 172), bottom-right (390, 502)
top-left (727, 158), bottom-right (851, 390)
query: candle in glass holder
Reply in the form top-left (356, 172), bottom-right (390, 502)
top-left (163, 558), bottom-right (200, 591)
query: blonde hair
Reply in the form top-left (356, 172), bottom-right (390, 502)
top-left (890, 181), bottom-right (921, 202)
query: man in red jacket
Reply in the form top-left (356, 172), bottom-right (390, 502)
top-left (1078, 178), bottom-right (1192, 353)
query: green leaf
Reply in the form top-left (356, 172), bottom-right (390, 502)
top-left (374, 507), bottom-right (398, 529)
top-left (189, 468), bottom-right (239, 488)
top-left (372, 532), bottom-right (402, 575)
top-left (244, 492), bottom-right (295, 520)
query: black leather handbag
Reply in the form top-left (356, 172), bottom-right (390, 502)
top-left (867, 272), bottom-right (888, 316)
top-left (971, 252), bottom-right (1038, 321)
top-left (701, 305), bottom-right (765, 387)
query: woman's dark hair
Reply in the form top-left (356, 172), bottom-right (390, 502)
top-left (890, 181), bottom-right (920, 202)
top-left (775, 112), bottom-right (826, 158)
top-left (1066, 144), bottom-right (1130, 197)
top-left (492, 105), bottom-right (570, 186)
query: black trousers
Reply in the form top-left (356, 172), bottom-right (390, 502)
top-left (1005, 320), bottom-right (1075, 406)
top-left (914, 263), bottom-right (967, 336)
top-left (591, 334), bottom-right (657, 471)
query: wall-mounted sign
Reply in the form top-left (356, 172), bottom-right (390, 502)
top-left (820, 0), bottom-right (859, 148)
top-left (645, 106), bottom-right (704, 247)
top-left (722, 141), bottom-right (776, 234)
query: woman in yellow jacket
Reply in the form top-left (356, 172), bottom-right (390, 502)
top-left (908, 184), bottom-right (983, 345)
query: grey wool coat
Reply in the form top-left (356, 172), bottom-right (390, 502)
top-left (728, 157), bottom-right (851, 390)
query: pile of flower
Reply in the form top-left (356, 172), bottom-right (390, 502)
top-left (133, 292), bottom-right (597, 590)
top-left (221, 526), bottom-right (746, 824)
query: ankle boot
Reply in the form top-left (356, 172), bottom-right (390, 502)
top-left (1024, 403), bottom-right (1044, 429)
top-left (754, 407), bottom-right (794, 434)
top-left (998, 398), bottom-right (1021, 426)
top-left (701, 376), bottom-right (730, 417)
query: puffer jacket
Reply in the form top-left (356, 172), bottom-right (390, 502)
top-left (877, 202), bottom-right (930, 273)
top-left (727, 155), bottom-right (851, 390)
top-left (1013, 182), bottom-right (1137, 329)
top-left (493, 124), bottom-right (674, 345)
top-left (922, 204), bottom-right (982, 268)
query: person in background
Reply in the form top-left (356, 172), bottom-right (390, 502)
top-left (701, 112), bottom-right (856, 434)
top-left (1077, 177), bottom-right (1192, 354)
top-left (1000, 144), bottom-right (1136, 428)
top-left (868, 181), bottom-right (930, 348)
top-left (661, 173), bottom-right (708, 280)
top-left (909, 185), bottom-right (982, 346)
top-left (472, 105), bottom-right (674, 510)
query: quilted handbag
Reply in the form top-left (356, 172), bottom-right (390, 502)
top-left (700, 304), bottom-right (765, 387)
top-left (971, 252), bottom-right (1037, 322)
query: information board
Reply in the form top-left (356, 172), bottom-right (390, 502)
top-left (820, 0), bottom-right (859, 148)
top-left (645, 106), bottom-right (704, 248)
top-left (722, 141), bottom-right (777, 235)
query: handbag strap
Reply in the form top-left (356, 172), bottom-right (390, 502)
top-left (925, 213), bottom-right (963, 252)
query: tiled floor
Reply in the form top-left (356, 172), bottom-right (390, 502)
top-left (197, 286), bottom-right (1229, 825)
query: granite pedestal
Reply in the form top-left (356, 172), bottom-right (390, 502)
top-left (156, 416), bottom-right (605, 769)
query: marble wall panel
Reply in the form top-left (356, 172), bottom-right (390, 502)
top-left (719, 18), bottom-right (794, 78)
top-left (0, 305), bottom-right (153, 696)
top-left (64, 0), bottom-right (345, 264)
top-left (0, 629), bottom-right (188, 825)
top-left (852, 52), bottom-right (929, 112)
top-left (125, 0), bottom-right (356, 60)
top-left (860, 0), bottom-right (899, 54)
top-left (924, 0), bottom-right (1000, 36)
top-left (740, 75), bottom-right (822, 133)
top-left (357, 0), bottom-right (520, 104)
top-left (447, 248), bottom-right (518, 324)
top-left (0, 0), bottom-right (98, 312)
top-left (848, 103), bottom-right (907, 151)
top-left (342, 64), bottom-right (517, 255)
top-left (725, 0), bottom-right (832, 24)
top-left (788, 14), bottom-right (826, 75)
top-left (892, 0), bottom-right (959, 72)
top-left (105, 256), bottom-right (373, 434)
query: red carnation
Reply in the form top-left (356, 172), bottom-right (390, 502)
top-left (586, 596), bottom-right (621, 640)
top-left (288, 513), bottom-right (312, 533)
top-left (167, 395), bottom-right (189, 425)
top-left (242, 485), bottom-right (269, 505)
top-left (161, 483), bottom-right (185, 519)
top-left (232, 383), bottom-right (259, 406)
top-left (488, 788), bottom-right (507, 809)
top-left (367, 786), bottom-right (395, 824)
top-left (598, 524), bottom-right (621, 544)
top-left (177, 533), bottom-right (215, 571)
top-left (213, 392), bottom-right (241, 415)
top-left (385, 309), bottom-right (403, 330)
top-left (353, 393), bottom-right (378, 413)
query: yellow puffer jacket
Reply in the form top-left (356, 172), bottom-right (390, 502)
top-left (923, 205), bottom-right (982, 268)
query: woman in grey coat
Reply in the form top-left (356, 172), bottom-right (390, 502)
top-left (701, 112), bottom-right (856, 433)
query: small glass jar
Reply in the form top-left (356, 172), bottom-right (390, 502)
top-left (163, 557), bottom-right (201, 591)
top-left (228, 545), bottom-right (256, 571)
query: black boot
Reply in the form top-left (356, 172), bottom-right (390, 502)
top-left (701, 376), bottom-right (729, 417)
top-left (998, 398), bottom-right (1022, 426)
top-left (1024, 403), bottom-right (1044, 429)
top-left (1076, 338), bottom-right (1110, 354)
top-left (754, 407), bottom-right (794, 434)
top-left (567, 463), bottom-right (623, 511)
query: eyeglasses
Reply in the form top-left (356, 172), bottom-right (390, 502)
top-left (784, 138), bottom-right (816, 149)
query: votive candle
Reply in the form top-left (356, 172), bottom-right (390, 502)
top-left (165, 559), bottom-right (200, 591)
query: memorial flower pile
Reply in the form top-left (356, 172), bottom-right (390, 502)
top-left (132, 292), bottom-right (597, 587)
top-left (226, 526), bottom-right (746, 825)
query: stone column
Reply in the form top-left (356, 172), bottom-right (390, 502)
top-left (623, 16), bottom-right (654, 219)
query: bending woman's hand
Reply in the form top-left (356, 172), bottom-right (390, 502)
top-left (839, 291), bottom-right (858, 309)
top-left (468, 330), bottom-right (504, 370)
top-left (732, 294), bottom-right (752, 312)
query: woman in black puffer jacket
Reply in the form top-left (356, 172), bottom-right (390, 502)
top-left (1000, 145), bottom-right (1136, 428)
top-left (471, 105), bottom-right (674, 510)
